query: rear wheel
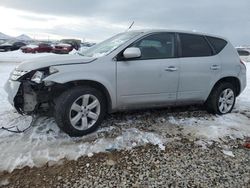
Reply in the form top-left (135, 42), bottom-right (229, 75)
top-left (206, 82), bottom-right (236, 115)
top-left (54, 86), bottom-right (106, 137)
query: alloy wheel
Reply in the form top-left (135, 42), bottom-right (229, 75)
top-left (218, 88), bottom-right (235, 114)
top-left (69, 94), bottom-right (100, 131)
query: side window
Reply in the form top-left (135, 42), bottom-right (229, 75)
top-left (206, 36), bottom-right (227, 54)
top-left (179, 33), bottom-right (213, 57)
top-left (131, 33), bottom-right (175, 59)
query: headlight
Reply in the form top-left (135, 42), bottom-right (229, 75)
top-left (31, 71), bottom-right (44, 84)
top-left (31, 66), bottom-right (58, 84)
top-left (11, 69), bottom-right (30, 80)
top-left (11, 66), bottom-right (59, 83)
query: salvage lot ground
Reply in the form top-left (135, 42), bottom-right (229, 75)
top-left (0, 52), bottom-right (249, 187)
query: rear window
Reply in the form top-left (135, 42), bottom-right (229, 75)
top-left (179, 33), bottom-right (213, 57)
top-left (206, 36), bottom-right (227, 54)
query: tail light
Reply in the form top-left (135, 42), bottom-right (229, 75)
top-left (240, 59), bottom-right (246, 69)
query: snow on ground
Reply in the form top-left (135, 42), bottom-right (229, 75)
top-left (0, 48), bottom-right (89, 62)
top-left (0, 60), bottom-right (249, 172)
top-left (0, 50), bottom-right (55, 62)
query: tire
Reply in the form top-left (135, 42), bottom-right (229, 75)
top-left (54, 86), bottom-right (107, 137)
top-left (205, 82), bottom-right (236, 115)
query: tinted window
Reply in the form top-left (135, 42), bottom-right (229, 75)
top-left (206, 36), bottom-right (227, 54)
top-left (179, 33), bottom-right (213, 57)
top-left (14, 42), bottom-right (25, 46)
top-left (132, 33), bottom-right (175, 59)
top-left (39, 43), bottom-right (50, 47)
top-left (237, 49), bottom-right (250, 56)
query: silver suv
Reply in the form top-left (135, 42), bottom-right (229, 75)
top-left (5, 30), bottom-right (247, 137)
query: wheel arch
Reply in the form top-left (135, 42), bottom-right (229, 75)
top-left (51, 80), bottom-right (113, 113)
top-left (208, 76), bottom-right (241, 100)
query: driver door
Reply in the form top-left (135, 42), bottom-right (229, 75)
top-left (116, 32), bottom-right (180, 109)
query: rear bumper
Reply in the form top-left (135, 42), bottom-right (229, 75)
top-left (4, 79), bottom-right (21, 106)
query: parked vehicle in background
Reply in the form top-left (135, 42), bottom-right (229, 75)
top-left (52, 39), bottom-right (82, 54)
top-left (236, 47), bottom-right (250, 62)
top-left (4, 30), bottom-right (247, 137)
top-left (21, 43), bottom-right (53, 53)
top-left (0, 41), bottom-right (26, 52)
top-left (61, 39), bottom-right (81, 50)
top-left (52, 43), bottom-right (74, 54)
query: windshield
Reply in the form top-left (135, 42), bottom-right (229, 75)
top-left (80, 31), bottom-right (142, 58)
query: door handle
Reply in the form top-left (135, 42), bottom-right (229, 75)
top-left (210, 65), bottom-right (220, 70)
top-left (165, 66), bottom-right (178, 72)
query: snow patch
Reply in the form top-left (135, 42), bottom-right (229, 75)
top-left (56, 43), bottom-right (71, 47)
top-left (0, 116), bottom-right (165, 172)
top-left (0, 179), bottom-right (9, 186)
top-left (222, 150), bottom-right (235, 157)
top-left (0, 50), bottom-right (54, 62)
top-left (168, 113), bottom-right (250, 141)
top-left (24, 44), bottom-right (39, 49)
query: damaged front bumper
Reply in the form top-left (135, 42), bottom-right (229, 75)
top-left (4, 79), bottom-right (21, 106)
top-left (4, 79), bottom-right (49, 115)
top-left (4, 75), bottom-right (64, 115)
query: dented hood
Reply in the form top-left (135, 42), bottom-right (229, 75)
top-left (16, 54), bottom-right (96, 71)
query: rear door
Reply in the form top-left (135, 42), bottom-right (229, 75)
top-left (117, 32), bottom-right (180, 109)
top-left (177, 33), bottom-right (222, 103)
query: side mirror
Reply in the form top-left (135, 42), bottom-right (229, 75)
top-left (123, 47), bottom-right (141, 59)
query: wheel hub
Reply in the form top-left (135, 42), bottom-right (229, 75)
top-left (81, 107), bottom-right (89, 116)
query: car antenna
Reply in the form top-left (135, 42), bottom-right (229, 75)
top-left (126, 21), bottom-right (134, 31)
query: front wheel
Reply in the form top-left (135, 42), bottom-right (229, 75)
top-left (54, 86), bottom-right (107, 137)
top-left (206, 82), bottom-right (236, 115)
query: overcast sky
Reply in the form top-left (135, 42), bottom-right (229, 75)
top-left (0, 0), bottom-right (249, 45)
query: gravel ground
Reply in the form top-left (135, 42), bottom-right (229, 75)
top-left (0, 107), bottom-right (249, 187)
top-left (0, 139), bottom-right (249, 188)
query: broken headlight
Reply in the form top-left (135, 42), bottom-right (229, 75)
top-left (11, 69), bottom-right (30, 81)
top-left (31, 71), bottom-right (44, 84)
top-left (31, 66), bottom-right (59, 84)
